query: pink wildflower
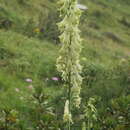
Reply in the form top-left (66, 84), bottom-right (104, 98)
top-left (51, 77), bottom-right (59, 81)
top-left (25, 78), bottom-right (32, 83)
top-left (27, 85), bottom-right (33, 89)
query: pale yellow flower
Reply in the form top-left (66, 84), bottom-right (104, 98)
top-left (63, 100), bottom-right (73, 123)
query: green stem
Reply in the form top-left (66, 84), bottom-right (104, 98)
top-left (68, 33), bottom-right (72, 130)
top-left (88, 119), bottom-right (90, 130)
top-left (5, 117), bottom-right (8, 130)
top-left (68, 71), bottom-right (71, 130)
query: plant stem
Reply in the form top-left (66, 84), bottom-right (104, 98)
top-left (68, 71), bottom-right (71, 130)
top-left (68, 34), bottom-right (72, 130)
top-left (5, 117), bottom-right (8, 130)
top-left (88, 119), bottom-right (90, 130)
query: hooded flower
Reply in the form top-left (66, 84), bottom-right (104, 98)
top-left (56, 0), bottom-right (83, 108)
top-left (63, 100), bottom-right (73, 123)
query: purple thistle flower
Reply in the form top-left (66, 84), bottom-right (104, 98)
top-left (25, 78), bottom-right (32, 83)
top-left (51, 77), bottom-right (59, 81)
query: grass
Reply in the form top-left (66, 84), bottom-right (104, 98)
top-left (0, 0), bottom-right (130, 129)
top-left (0, 0), bottom-right (129, 107)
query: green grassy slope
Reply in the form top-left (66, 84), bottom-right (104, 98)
top-left (81, 0), bottom-right (130, 46)
top-left (0, 0), bottom-right (130, 128)
top-left (0, 0), bottom-right (129, 98)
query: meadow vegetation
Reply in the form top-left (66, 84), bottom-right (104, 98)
top-left (0, 0), bottom-right (130, 129)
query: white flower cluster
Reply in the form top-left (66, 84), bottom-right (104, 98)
top-left (63, 100), bottom-right (73, 123)
top-left (57, 0), bottom-right (83, 108)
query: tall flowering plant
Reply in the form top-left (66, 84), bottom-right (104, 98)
top-left (56, 0), bottom-right (84, 129)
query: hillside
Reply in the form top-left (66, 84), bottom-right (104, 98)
top-left (0, 0), bottom-right (130, 129)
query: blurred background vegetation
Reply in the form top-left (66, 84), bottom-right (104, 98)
top-left (0, 0), bottom-right (130, 129)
